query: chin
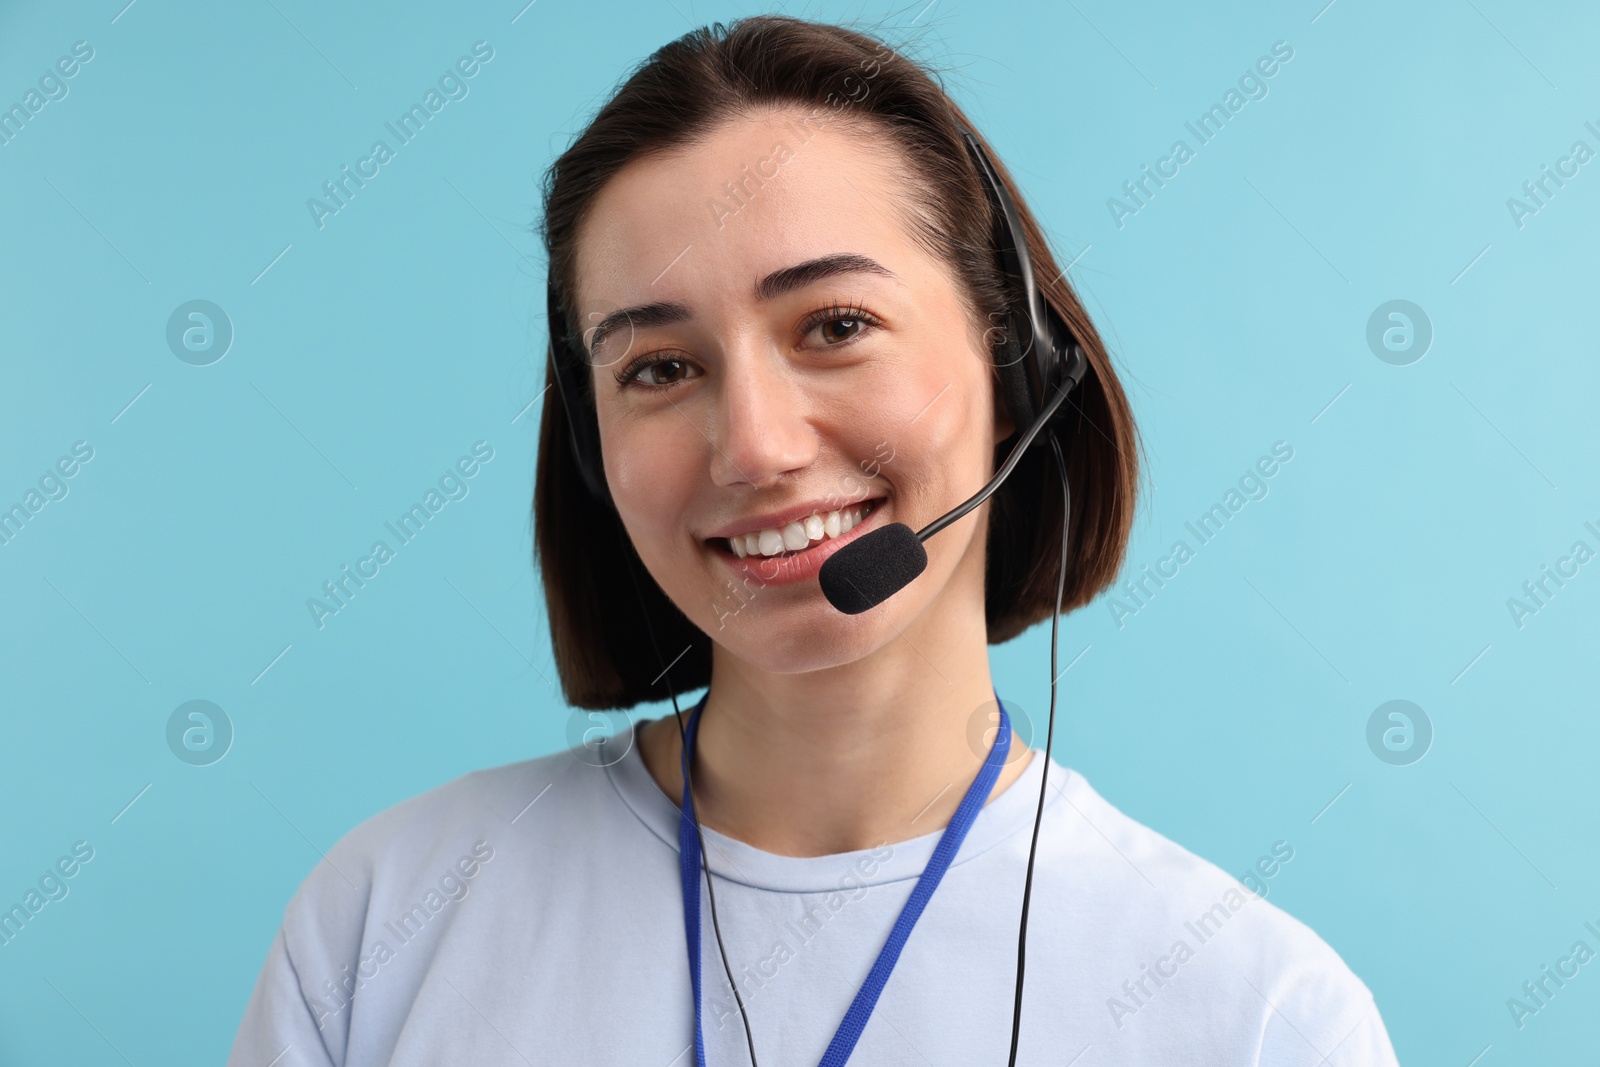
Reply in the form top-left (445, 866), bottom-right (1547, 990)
top-left (715, 631), bottom-right (877, 676)
top-left (699, 590), bottom-right (910, 674)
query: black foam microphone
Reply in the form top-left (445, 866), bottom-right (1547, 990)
top-left (817, 522), bottom-right (926, 615)
top-left (818, 366), bottom-right (1079, 615)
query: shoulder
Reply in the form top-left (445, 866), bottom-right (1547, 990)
top-left (276, 745), bottom-right (598, 954)
top-left (233, 746), bottom-right (614, 1063)
top-left (1048, 769), bottom-right (1396, 1064)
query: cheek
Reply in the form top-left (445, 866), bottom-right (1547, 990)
top-left (868, 344), bottom-right (991, 482)
top-left (603, 415), bottom-right (700, 546)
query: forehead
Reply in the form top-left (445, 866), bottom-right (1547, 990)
top-left (572, 109), bottom-right (927, 313)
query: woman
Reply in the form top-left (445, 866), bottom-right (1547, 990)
top-left (229, 16), bottom-right (1398, 1066)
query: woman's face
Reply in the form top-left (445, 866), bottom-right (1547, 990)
top-left (572, 108), bottom-right (1013, 674)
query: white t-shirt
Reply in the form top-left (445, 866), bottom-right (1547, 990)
top-left (227, 717), bottom-right (1398, 1066)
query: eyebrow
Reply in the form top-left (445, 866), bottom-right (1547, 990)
top-left (585, 252), bottom-right (895, 358)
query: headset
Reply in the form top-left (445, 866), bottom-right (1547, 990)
top-left (546, 126), bottom-right (1090, 1066)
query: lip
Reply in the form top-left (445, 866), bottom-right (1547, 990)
top-left (709, 497), bottom-right (886, 588)
top-left (704, 495), bottom-right (887, 541)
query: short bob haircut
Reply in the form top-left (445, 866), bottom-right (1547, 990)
top-left (536, 15), bottom-right (1143, 710)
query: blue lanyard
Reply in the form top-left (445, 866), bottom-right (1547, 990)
top-left (677, 690), bottom-right (1012, 1067)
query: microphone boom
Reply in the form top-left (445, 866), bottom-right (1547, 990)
top-left (817, 367), bottom-right (1078, 615)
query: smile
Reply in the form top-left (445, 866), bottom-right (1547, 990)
top-left (717, 500), bottom-right (882, 559)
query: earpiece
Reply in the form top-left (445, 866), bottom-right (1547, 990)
top-left (547, 280), bottom-right (612, 504)
top-left (958, 128), bottom-right (1088, 436)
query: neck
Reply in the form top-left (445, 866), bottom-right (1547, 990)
top-left (637, 553), bottom-right (1034, 857)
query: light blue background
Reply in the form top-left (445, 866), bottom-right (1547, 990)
top-left (2, 0), bottom-right (1596, 1063)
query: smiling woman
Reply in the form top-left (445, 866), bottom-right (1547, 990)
top-left (228, 15), bottom-right (1398, 1067)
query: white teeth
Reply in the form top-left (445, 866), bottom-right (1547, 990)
top-left (728, 502), bottom-right (877, 558)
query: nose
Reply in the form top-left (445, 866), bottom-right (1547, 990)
top-left (708, 344), bottom-right (817, 491)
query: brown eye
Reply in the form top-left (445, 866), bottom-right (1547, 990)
top-left (800, 307), bottom-right (880, 348)
top-left (617, 355), bottom-right (702, 391)
top-left (642, 358), bottom-right (690, 385)
top-left (819, 318), bottom-right (861, 344)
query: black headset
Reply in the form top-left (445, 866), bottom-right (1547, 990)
top-left (545, 127), bottom-right (1087, 505)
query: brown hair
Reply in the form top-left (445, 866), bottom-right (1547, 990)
top-left (535, 15), bottom-right (1143, 709)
